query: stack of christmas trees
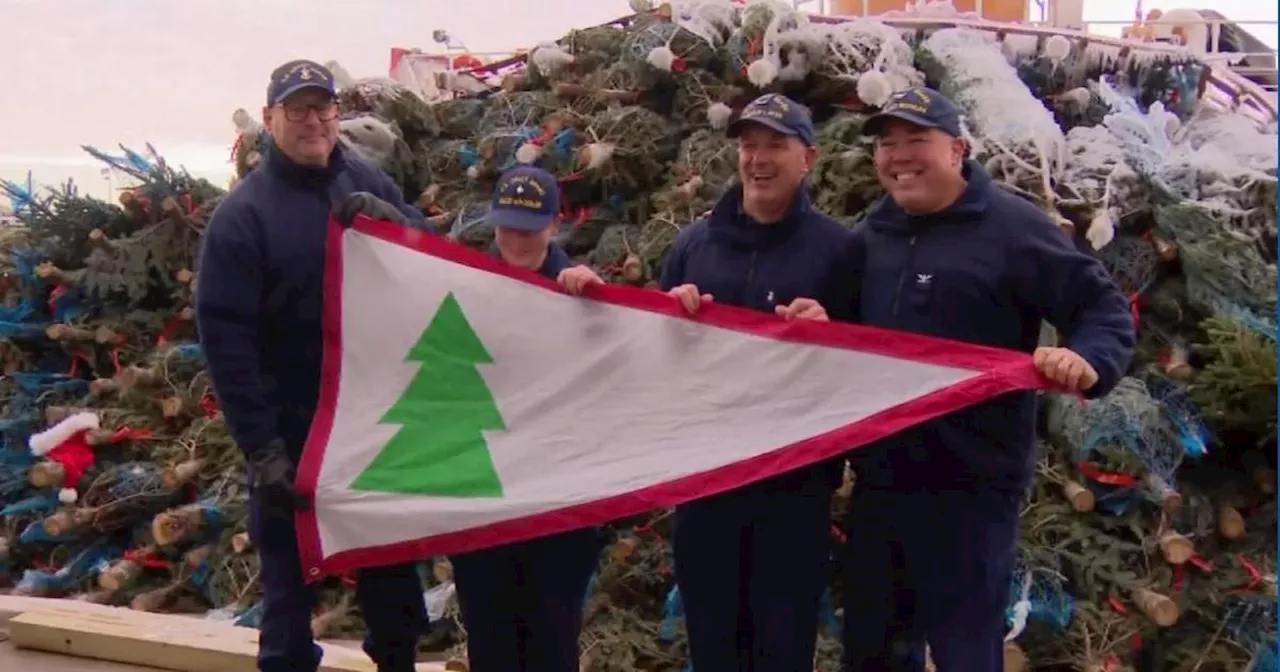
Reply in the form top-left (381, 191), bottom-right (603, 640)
top-left (1, 1), bottom-right (1275, 670)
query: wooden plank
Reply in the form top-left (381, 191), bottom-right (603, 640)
top-left (7, 608), bottom-right (447, 672)
top-left (0, 596), bottom-right (125, 624)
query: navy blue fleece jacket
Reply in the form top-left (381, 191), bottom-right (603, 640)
top-left (659, 184), bottom-right (859, 320)
top-left (850, 161), bottom-right (1135, 492)
top-left (195, 141), bottom-right (425, 460)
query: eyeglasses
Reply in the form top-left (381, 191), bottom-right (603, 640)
top-left (281, 100), bottom-right (338, 122)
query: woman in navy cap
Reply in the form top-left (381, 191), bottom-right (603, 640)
top-left (448, 165), bottom-right (604, 672)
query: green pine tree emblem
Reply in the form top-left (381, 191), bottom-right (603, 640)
top-left (349, 292), bottom-right (506, 498)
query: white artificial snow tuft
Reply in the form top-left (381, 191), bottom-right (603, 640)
top-left (706, 102), bottom-right (733, 130)
top-left (582, 142), bottom-right (616, 170)
top-left (515, 142), bottom-right (542, 165)
top-left (531, 44), bottom-right (575, 75)
top-left (647, 46), bottom-right (676, 72)
top-left (670, 0), bottom-right (739, 47)
top-left (733, 2), bottom-right (815, 84)
top-left (857, 70), bottom-right (893, 107)
top-left (1060, 87), bottom-right (1092, 108)
top-left (1085, 209), bottom-right (1116, 250)
top-left (923, 29), bottom-right (1065, 171)
top-left (746, 58), bottom-right (778, 87)
top-left (1043, 35), bottom-right (1071, 63)
top-left (339, 117), bottom-right (401, 168)
top-left (1090, 78), bottom-right (1277, 228)
top-left (325, 60), bottom-right (357, 90)
top-left (777, 50), bottom-right (811, 81)
top-left (232, 108), bottom-right (261, 135)
top-left (1001, 34), bottom-right (1040, 64)
top-left (815, 19), bottom-right (922, 94)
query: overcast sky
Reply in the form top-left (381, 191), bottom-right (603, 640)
top-left (1, 0), bottom-right (1274, 199)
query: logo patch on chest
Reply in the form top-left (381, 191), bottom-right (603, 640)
top-left (914, 273), bottom-right (933, 289)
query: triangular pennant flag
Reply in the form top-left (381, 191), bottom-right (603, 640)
top-left (296, 216), bottom-right (1047, 580)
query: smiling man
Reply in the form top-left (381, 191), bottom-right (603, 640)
top-left (196, 59), bottom-right (428, 672)
top-left (659, 93), bottom-right (861, 672)
top-left (839, 87), bottom-right (1135, 671)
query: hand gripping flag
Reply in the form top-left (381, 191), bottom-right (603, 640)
top-left (295, 215), bottom-right (1048, 580)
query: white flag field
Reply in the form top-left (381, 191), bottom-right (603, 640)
top-left (295, 215), bottom-right (1049, 579)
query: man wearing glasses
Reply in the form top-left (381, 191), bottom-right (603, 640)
top-left (196, 60), bottom-right (427, 672)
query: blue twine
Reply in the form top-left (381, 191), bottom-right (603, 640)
top-left (173, 343), bottom-right (204, 360)
top-left (190, 558), bottom-right (212, 587)
top-left (11, 249), bottom-right (45, 283)
top-left (1006, 571), bottom-right (1074, 633)
top-left (13, 540), bottom-right (120, 594)
top-left (582, 571), bottom-right (598, 608)
top-left (550, 129), bottom-right (575, 156)
top-left (0, 171), bottom-right (36, 215)
top-left (0, 298), bottom-right (36, 324)
top-left (234, 600), bottom-right (265, 628)
top-left (0, 491), bottom-right (58, 516)
top-left (0, 321), bottom-right (50, 339)
top-left (18, 517), bottom-right (81, 545)
top-left (458, 145), bottom-right (480, 169)
top-left (1145, 377), bottom-right (1211, 459)
top-left (660, 585), bottom-right (683, 642)
top-left (49, 286), bottom-right (89, 322)
top-left (81, 145), bottom-right (155, 178)
top-left (1089, 481), bottom-right (1138, 516)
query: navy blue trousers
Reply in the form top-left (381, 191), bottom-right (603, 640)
top-left (839, 488), bottom-right (1020, 672)
top-left (451, 527), bottom-right (602, 672)
top-left (249, 490), bottom-right (427, 672)
top-left (673, 468), bottom-right (834, 672)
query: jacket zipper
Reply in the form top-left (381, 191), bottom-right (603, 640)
top-left (745, 250), bottom-right (759, 307)
top-left (891, 235), bottom-right (918, 317)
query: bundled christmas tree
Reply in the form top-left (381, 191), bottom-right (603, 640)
top-left (1, 1), bottom-right (1275, 670)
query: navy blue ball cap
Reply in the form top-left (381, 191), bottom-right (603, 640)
top-left (267, 59), bottom-right (337, 106)
top-left (728, 94), bottom-right (816, 146)
top-left (487, 166), bottom-right (561, 232)
top-left (864, 87), bottom-right (963, 137)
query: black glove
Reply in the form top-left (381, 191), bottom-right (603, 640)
top-left (333, 191), bottom-right (410, 229)
top-left (251, 438), bottom-right (310, 518)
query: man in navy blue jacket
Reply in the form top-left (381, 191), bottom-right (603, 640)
top-left (195, 60), bottom-right (428, 672)
top-left (448, 165), bottom-right (605, 672)
top-left (660, 94), bottom-right (861, 672)
top-left (840, 87), bottom-right (1135, 671)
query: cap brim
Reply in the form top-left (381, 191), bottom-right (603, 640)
top-left (487, 207), bottom-right (553, 233)
top-left (272, 83), bottom-right (336, 105)
top-left (863, 110), bottom-right (960, 137)
top-left (727, 116), bottom-right (799, 139)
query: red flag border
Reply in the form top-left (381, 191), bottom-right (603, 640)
top-left (295, 215), bottom-right (1047, 581)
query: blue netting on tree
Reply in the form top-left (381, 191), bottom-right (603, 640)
top-left (1223, 596), bottom-right (1277, 672)
top-left (476, 92), bottom-right (562, 136)
top-left (1005, 553), bottom-right (1074, 641)
top-left (1186, 280), bottom-right (1277, 342)
top-left (12, 539), bottom-right (120, 596)
top-left (627, 22), bottom-right (680, 62)
top-left (1096, 234), bottom-right (1160, 297)
top-left (660, 584), bottom-right (684, 642)
top-left (1143, 375), bottom-right (1211, 459)
top-left (1046, 378), bottom-right (1183, 514)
